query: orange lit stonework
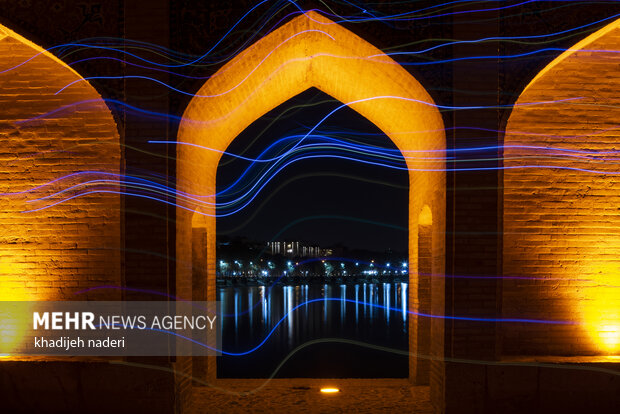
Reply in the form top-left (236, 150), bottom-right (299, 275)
top-left (0, 25), bottom-right (121, 304)
top-left (503, 18), bottom-right (620, 356)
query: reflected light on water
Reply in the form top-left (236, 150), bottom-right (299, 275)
top-left (217, 281), bottom-right (409, 378)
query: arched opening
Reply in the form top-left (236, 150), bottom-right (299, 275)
top-left (214, 88), bottom-right (410, 378)
top-left (176, 10), bottom-right (445, 398)
top-left (502, 18), bottom-right (620, 357)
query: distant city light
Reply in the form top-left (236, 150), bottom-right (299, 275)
top-left (217, 241), bottom-right (407, 280)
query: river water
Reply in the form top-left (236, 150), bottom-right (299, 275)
top-left (217, 281), bottom-right (409, 378)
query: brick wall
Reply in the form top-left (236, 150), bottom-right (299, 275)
top-left (503, 20), bottom-right (620, 356)
top-left (415, 220), bottom-right (432, 384)
top-left (0, 26), bottom-right (121, 302)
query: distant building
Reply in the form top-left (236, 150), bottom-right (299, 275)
top-left (267, 241), bottom-right (330, 257)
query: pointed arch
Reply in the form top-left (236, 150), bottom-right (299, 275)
top-left (176, 11), bottom-right (446, 385)
top-left (503, 18), bottom-right (620, 356)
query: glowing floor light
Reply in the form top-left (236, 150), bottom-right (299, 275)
top-left (0, 258), bottom-right (36, 358)
top-left (320, 387), bottom-right (340, 394)
top-left (597, 324), bottom-right (620, 352)
top-left (582, 266), bottom-right (620, 355)
top-left (0, 302), bottom-right (31, 358)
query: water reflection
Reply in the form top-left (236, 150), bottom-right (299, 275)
top-left (217, 281), bottom-right (408, 378)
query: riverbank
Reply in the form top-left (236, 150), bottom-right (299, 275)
top-left (216, 274), bottom-right (408, 287)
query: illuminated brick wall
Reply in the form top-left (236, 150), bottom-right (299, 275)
top-left (503, 19), bottom-right (620, 356)
top-left (0, 26), bottom-right (121, 302)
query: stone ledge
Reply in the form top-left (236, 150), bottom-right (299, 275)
top-left (0, 360), bottom-right (176, 414)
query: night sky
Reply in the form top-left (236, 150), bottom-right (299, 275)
top-left (216, 88), bottom-right (408, 253)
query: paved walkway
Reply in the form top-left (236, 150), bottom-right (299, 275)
top-left (189, 379), bottom-right (432, 413)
